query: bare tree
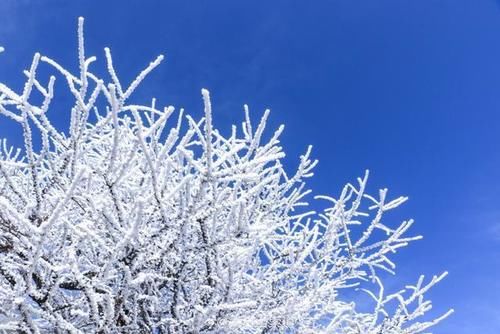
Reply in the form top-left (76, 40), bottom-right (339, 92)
top-left (0, 18), bottom-right (452, 333)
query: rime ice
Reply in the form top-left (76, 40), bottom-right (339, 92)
top-left (0, 18), bottom-right (452, 333)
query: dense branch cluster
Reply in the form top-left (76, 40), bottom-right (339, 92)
top-left (0, 18), bottom-right (451, 333)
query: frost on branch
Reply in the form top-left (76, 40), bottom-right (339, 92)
top-left (0, 18), bottom-right (451, 333)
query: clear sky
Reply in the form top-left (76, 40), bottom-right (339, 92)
top-left (1, 1), bottom-right (499, 332)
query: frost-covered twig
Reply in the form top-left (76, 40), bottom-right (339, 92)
top-left (0, 18), bottom-right (450, 334)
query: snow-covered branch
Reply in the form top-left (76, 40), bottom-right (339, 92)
top-left (0, 18), bottom-right (451, 333)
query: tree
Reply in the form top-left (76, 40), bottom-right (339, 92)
top-left (0, 18), bottom-right (452, 333)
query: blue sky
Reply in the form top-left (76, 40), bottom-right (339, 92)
top-left (1, 1), bottom-right (500, 332)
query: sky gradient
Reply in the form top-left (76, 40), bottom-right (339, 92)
top-left (1, 1), bottom-right (499, 332)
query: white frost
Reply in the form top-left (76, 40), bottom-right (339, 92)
top-left (0, 18), bottom-right (451, 333)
